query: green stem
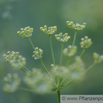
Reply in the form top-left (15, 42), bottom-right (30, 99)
top-left (18, 87), bottom-right (34, 92)
top-left (23, 66), bottom-right (33, 74)
top-left (80, 48), bottom-right (86, 58)
top-left (57, 90), bottom-right (61, 103)
top-left (21, 67), bottom-right (32, 74)
top-left (85, 63), bottom-right (96, 73)
top-left (60, 76), bottom-right (70, 87)
top-left (21, 68), bottom-right (26, 73)
top-left (55, 76), bottom-right (59, 86)
top-left (72, 31), bottom-right (77, 46)
top-left (66, 31), bottom-right (77, 66)
top-left (28, 38), bottom-right (35, 50)
top-left (39, 58), bottom-right (51, 78)
top-left (60, 81), bottom-right (72, 89)
top-left (66, 57), bottom-right (71, 67)
top-left (60, 42), bottom-right (64, 66)
top-left (49, 36), bottom-right (55, 65)
top-left (39, 58), bottom-right (57, 87)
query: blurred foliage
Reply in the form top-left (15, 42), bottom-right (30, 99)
top-left (0, 0), bottom-right (19, 20)
top-left (0, 0), bottom-right (103, 103)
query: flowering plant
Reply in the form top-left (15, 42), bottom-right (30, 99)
top-left (3, 21), bottom-right (103, 103)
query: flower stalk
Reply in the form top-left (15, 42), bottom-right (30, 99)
top-left (80, 48), bottom-right (86, 58)
top-left (39, 58), bottom-right (50, 78)
top-left (22, 66), bottom-right (33, 74)
top-left (49, 36), bottom-right (55, 65)
top-left (18, 87), bottom-right (34, 92)
top-left (57, 89), bottom-right (61, 103)
top-left (60, 42), bottom-right (64, 66)
top-left (66, 57), bottom-right (71, 67)
top-left (85, 63), bottom-right (96, 73)
top-left (72, 31), bottom-right (77, 46)
top-left (28, 38), bottom-right (35, 50)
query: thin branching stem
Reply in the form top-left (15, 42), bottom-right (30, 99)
top-left (49, 36), bottom-right (55, 65)
top-left (85, 63), bottom-right (96, 73)
top-left (59, 81), bottom-right (72, 89)
top-left (21, 67), bottom-right (33, 74)
top-left (28, 38), bottom-right (35, 50)
top-left (80, 48), bottom-right (86, 58)
top-left (39, 58), bottom-right (50, 77)
top-left (72, 31), bottom-right (77, 46)
top-left (23, 66), bottom-right (33, 74)
top-left (28, 38), bottom-right (57, 87)
top-left (66, 31), bottom-right (77, 67)
top-left (18, 87), bottom-right (34, 92)
top-left (66, 57), bottom-right (71, 67)
top-left (39, 58), bottom-right (57, 87)
top-left (60, 76), bottom-right (70, 87)
top-left (28, 37), bottom-right (57, 85)
top-left (60, 42), bottom-right (64, 66)
top-left (21, 68), bottom-right (26, 73)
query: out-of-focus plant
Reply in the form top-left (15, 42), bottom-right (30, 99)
top-left (0, 0), bottom-right (19, 20)
top-left (3, 21), bottom-right (103, 103)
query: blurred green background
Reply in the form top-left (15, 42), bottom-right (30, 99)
top-left (0, 0), bottom-right (103, 103)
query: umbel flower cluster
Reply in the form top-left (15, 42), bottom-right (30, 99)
top-left (3, 21), bottom-right (103, 103)
top-left (40, 25), bottom-right (57, 36)
top-left (66, 21), bottom-right (86, 31)
top-left (3, 51), bottom-right (26, 70)
top-left (32, 47), bottom-right (43, 60)
top-left (17, 26), bottom-right (33, 38)
top-left (3, 73), bottom-right (20, 92)
top-left (80, 36), bottom-right (92, 49)
top-left (24, 68), bottom-right (52, 94)
top-left (63, 45), bottom-right (77, 57)
top-left (55, 33), bottom-right (70, 43)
